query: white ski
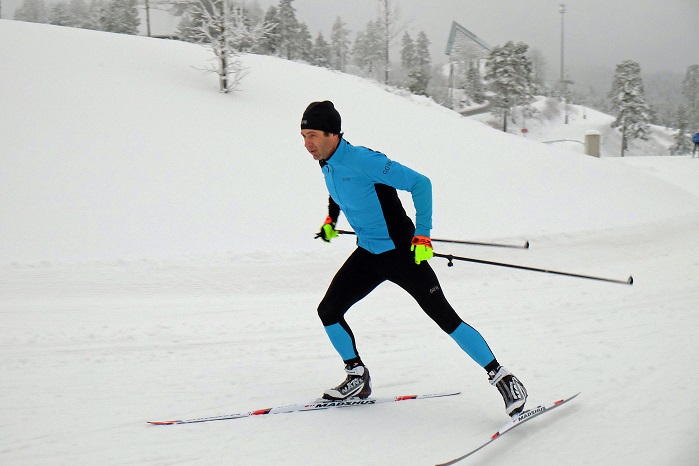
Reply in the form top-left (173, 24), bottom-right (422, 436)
top-left (436, 392), bottom-right (580, 465)
top-left (148, 390), bottom-right (460, 425)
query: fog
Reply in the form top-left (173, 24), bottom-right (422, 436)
top-left (256, 0), bottom-right (699, 77)
top-left (3, 0), bottom-right (698, 78)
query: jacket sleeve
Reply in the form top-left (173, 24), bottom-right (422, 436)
top-left (350, 148), bottom-right (433, 237)
top-left (327, 196), bottom-right (341, 224)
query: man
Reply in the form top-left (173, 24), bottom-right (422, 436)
top-left (693, 131), bottom-right (699, 157)
top-left (301, 100), bottom-right (527, 417)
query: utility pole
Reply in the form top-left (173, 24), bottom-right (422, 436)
top-left (559, 3), bottom-right (568, 124)
top-left (144, 0), bottom-right (151, 37)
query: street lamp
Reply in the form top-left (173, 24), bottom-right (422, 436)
top-left (559, 3), bottom-right (568, 124)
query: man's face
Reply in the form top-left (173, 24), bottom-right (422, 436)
top-left (301, 129), bottom-right (338, 161)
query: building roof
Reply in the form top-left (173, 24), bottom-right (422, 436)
top-left (445, 21), bottom-right (491, 55)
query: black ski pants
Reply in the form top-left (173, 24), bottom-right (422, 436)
top-left (317, 246), bottom-right (464, 335)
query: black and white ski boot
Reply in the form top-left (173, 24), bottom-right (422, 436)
top-left (488, 366), bottom-right (528, 417)
top-left (323, 363), bottom-right (372, 400)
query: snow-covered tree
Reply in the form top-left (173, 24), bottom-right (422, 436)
top-left (669, 105), bottom-right (693, 155)
top-left (404, 31), bottom-right (430, 95)
top-left (276, 0), bottom-right (300, 59)
top-left (401, 32), bottom-right (431, 95)
top-left (99, 0), bottom-right (140, 34)
top-left (463, 61), bottom-right (485, 104)
top-left (311, 32), bottom-right (331, 68)
top-left (295, 22), bottom-right (313, 62)
top-left (527, 47), bottom-right (547, 95)
top-left (180, 0), bottom-right (273, 93)
top-left (48, 2), bottom-right (74, 25)
top-left (608, 60), bottom-right (653, 156)
top-left (14, 0), bottom-right (48, 22)
top-left (255, 5), bottom-right (280, 55)
top-left (353, 20), bottom-right (384, 79)
top-left (400, 32), bottom-right (415, 72)
top-left (682, 64), bottom-right (699, 132)
top-left (484, 41), bottom-right (533, 132)
top-left (67, 0), bottom-right (91, 28)
top-left (82, 0), bottom-right (106, 30)
top-left (330, 16), bottom-right (350, 71)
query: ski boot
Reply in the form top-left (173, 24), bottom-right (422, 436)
top-left (323, 363), bottom-right (372, 400)
top-left (488, 366), bottom-right (528, 417)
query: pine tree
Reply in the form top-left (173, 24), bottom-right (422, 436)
top-left (256, 6), bottom-right (280, 55)
top-left (68, 0), bottom-right (90, 28)
top-left (682, 64), bottom-right (699, 132)
top-left (353, 20), bottom-right (383, 79)
top-left (464, 62), bottom-right (485, 104)
top-left (484, 41), bottom-right (533, 132)
top-left (608, 60), bottom-right (653, 156)
top-left (311, 32), bottom-right (331, 68)
top-left (330, 16), bottom-right (350, 71)
top-left (527, 48), bottom-right (547, 95)
top-left (277, 0), bottom-right (300, 59)
top-left (82, 0), bottom-right (105, 30)
top-left (14, 0), bottom-right (48, 22)
top-left (400, 31), bottom-right (415, 72)
top-left (48, 2), bottom-right (74, 26)
top-left (669, 105), bottom-right (693, 155)
top-left (408, 31), bottom-right (430, 95)
top-left (296, 23), bottom-right (313, 63)
top-left (99, 0), bottom-right (140, 34)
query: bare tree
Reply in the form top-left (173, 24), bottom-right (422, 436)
top-left (182, 0), bottom-right (273, 93)
top-left (375, 0), bottom-right (405, 84)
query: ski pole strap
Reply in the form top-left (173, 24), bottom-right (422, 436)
top-left (433, 252), bottom-right (633, 286)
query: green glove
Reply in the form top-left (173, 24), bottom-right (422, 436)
top-left (410, 235), bottom-right (433, 264)
top-left (316, 216), bottom-right (338, 243)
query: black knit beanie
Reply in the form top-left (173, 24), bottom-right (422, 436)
top-left (301, 101), bottom-right (342, 134)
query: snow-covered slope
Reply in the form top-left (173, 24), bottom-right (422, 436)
top-left (1, 20), bottom-right (698, 465)
top-left (2, 19), bottom-right (697, 264)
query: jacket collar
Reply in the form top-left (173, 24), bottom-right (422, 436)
top-left (319, 137), bottom-right (347, 168)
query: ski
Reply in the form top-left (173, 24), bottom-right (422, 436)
top-left (436, 392), bottom-right (580, 465)
top-left (148, 390), bottom-right (460, 425)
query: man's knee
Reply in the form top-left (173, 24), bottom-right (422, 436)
top-left (317, 298), bottom-right (341, 326)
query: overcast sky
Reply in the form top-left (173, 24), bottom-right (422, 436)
top-left (3, 0), bottom-right (698, 77)
top-left (281, 0), bottom-right (699, 77)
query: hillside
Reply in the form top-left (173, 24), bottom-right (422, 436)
top-left (2, 20), bottom-right (698, 264)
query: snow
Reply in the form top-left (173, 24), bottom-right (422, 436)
top-left (1, 19), bottom-right (698, 465)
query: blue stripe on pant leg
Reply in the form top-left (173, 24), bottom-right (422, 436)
top-left (449, 322), bottom-right (495, 368)
top-left (324, 323), bottom-right (358, 361)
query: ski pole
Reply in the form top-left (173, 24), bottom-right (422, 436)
top-left (335, 230), bottom-right (529, 250)
top-left (433, 252), bottom-right (633, 286)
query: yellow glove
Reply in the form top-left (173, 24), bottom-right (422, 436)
top-left (410, 235), bottom-right (433, 264)
top-left (316, 216), bottom-right (338, 243)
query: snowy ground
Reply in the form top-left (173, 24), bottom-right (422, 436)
top-left (1, 20), bottom-right (698, 465)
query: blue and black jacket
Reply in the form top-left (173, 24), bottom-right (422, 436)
top-left (320, 138), bottom-right (432, 254)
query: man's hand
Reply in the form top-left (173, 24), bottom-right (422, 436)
top-left (316, 216), bottom-right (338, 242)
top-left (411, 236), bottom-right (433, 264)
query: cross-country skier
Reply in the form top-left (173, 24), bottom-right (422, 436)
top-left (300, 100), bottom-right (528, 417)
top-left (693, 131), bottom-right (699, 157)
